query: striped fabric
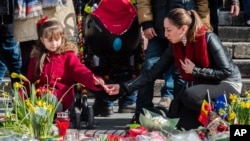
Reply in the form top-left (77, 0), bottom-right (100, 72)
top-left (14, 0), bottom-right (67, 20)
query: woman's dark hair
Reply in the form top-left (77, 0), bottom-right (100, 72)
top-left (165, 8), bottom-right (207, 42)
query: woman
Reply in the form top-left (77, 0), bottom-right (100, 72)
top-left (106, 8), bottom-right (242, 130)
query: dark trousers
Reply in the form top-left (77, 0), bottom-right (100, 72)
top-left (0, 37), bottom-right (21, 85)
top-left (208, 0), bottom-right (219, 35)
top-left (176, 82), bottom-right (240, 130)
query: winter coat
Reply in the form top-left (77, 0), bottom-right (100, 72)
top-left (137, 0), bottom-right (211, 38)
top-left (26, 43), bottom-right (103, 110)
top-left (122, 32), bottom-right (242, 94)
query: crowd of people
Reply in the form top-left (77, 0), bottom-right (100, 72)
top-left (0, 0), bottom-right (248, 131)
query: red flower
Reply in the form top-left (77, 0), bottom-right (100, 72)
top-left (107, 134), bottom-right (124, 141)
top-left (127, 126), bottom-right (148, 137)
top-left (217, 124), bottom-right (228, 132)
top-left (198, 132), bottom-right (206, 140)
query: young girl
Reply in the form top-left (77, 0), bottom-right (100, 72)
top-left (26, 16), bottom-right (109, 111)
top-left (106, 8), bottom-right (242, 130)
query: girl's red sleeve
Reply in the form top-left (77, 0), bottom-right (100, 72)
top-left (65, 52), bottom-right (103, 91)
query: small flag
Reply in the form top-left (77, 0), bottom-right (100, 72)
top-left (198, 99), bottom-right (212, 126)
top-left (214, 94), bottom-right (228, 119)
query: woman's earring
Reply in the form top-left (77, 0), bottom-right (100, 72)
top-left (181, 35), bottom-right (187, 46)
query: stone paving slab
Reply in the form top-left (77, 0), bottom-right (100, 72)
top-left (69, 97), bottom-right (161, 137)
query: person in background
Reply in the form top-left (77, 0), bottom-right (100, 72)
top-left (133, 0), bottom-right (211, 124)
top-left (208, 0), bottom-right (240, 35)
top-left (243, 0), bottom-right (250, 26)
top-left (106, 8), bottom-right (242, 130)
top-left (25, 17), bottom-right (110, 112)
top-left (0, 0), bottom-right (22, 85)
top-left (83, 0), bottom-right (138, 117)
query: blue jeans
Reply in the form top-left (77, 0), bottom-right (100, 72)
top-left (168, 0), bottom-right (196, 11)
top-left (0, 37), bottom-right (21, 85)
top-left (161, 67), bottom-right (174, 99)
top-left (0, 61), bottom-right (7, 84)
top-left (136, 37), bottom-right (174, 114)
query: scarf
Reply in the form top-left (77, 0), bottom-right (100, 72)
top-left (171, 26), bottom-right (210, 81)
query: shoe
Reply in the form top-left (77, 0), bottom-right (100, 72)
top-left (130, 113), bottom-right (140, 124)
top-left (118, 103), bottom-right (136, 113)
top-left (158, 97), bottom-right (172, 108)
top-left (93, 102), bottom-right (114, 117)
top-left (246, 19), bottom-right (250, 26)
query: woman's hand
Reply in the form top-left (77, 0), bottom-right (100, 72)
top-left (103, 84), bottom-right (120, 95)
top-left (180, 58), bottom-right (195, 74)
top-left (93, 75), bottom-right (121, 95)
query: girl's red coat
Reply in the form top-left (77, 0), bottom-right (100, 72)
top-left (26, 45), bottom-right (102, 110)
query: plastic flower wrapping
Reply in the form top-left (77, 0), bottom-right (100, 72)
top-left (80, 130), bottom-right (166, 141)
top-left (139, 108), bottom-right (179, 133)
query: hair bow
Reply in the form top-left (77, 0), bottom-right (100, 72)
top-left (37, 16), bottom-right (48, 25)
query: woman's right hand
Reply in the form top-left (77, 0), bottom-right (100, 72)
top-left (103, 84), bottom-right (120, 95)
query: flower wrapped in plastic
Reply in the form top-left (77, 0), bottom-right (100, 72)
top-left (139, 108), bottom-right (179, 132)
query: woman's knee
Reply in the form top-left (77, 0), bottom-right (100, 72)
top-left (181, 89), bottom-right (203, 111)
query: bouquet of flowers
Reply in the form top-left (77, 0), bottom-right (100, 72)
top-left (139, 108), bottom-right (179, 133)
top-left (0, 73), bottom-right (68, 140)
top-left (227, 91), bottom-right (250, 125)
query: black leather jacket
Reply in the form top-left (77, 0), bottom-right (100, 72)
top-left (122, 32), bottom-right (242, 94)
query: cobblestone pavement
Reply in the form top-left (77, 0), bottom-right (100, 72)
top-left (70, 97), bottom-right (161, 137)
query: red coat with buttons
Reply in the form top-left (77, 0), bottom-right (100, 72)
top-left (26, 43), bottom-right (103, 110)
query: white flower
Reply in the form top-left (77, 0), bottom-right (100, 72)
top-left (35, 107), bottom-right (47, 116)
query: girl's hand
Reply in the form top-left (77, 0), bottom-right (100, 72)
top-left (93, 75), bottom-right (109, 91)
top-left (180, 58), bottom-right (195, 74)
top-left (93, 75), bottom-right (105, 86)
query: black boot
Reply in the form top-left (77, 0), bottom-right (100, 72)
top-left (93, 102), bottom-right (114, 117)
